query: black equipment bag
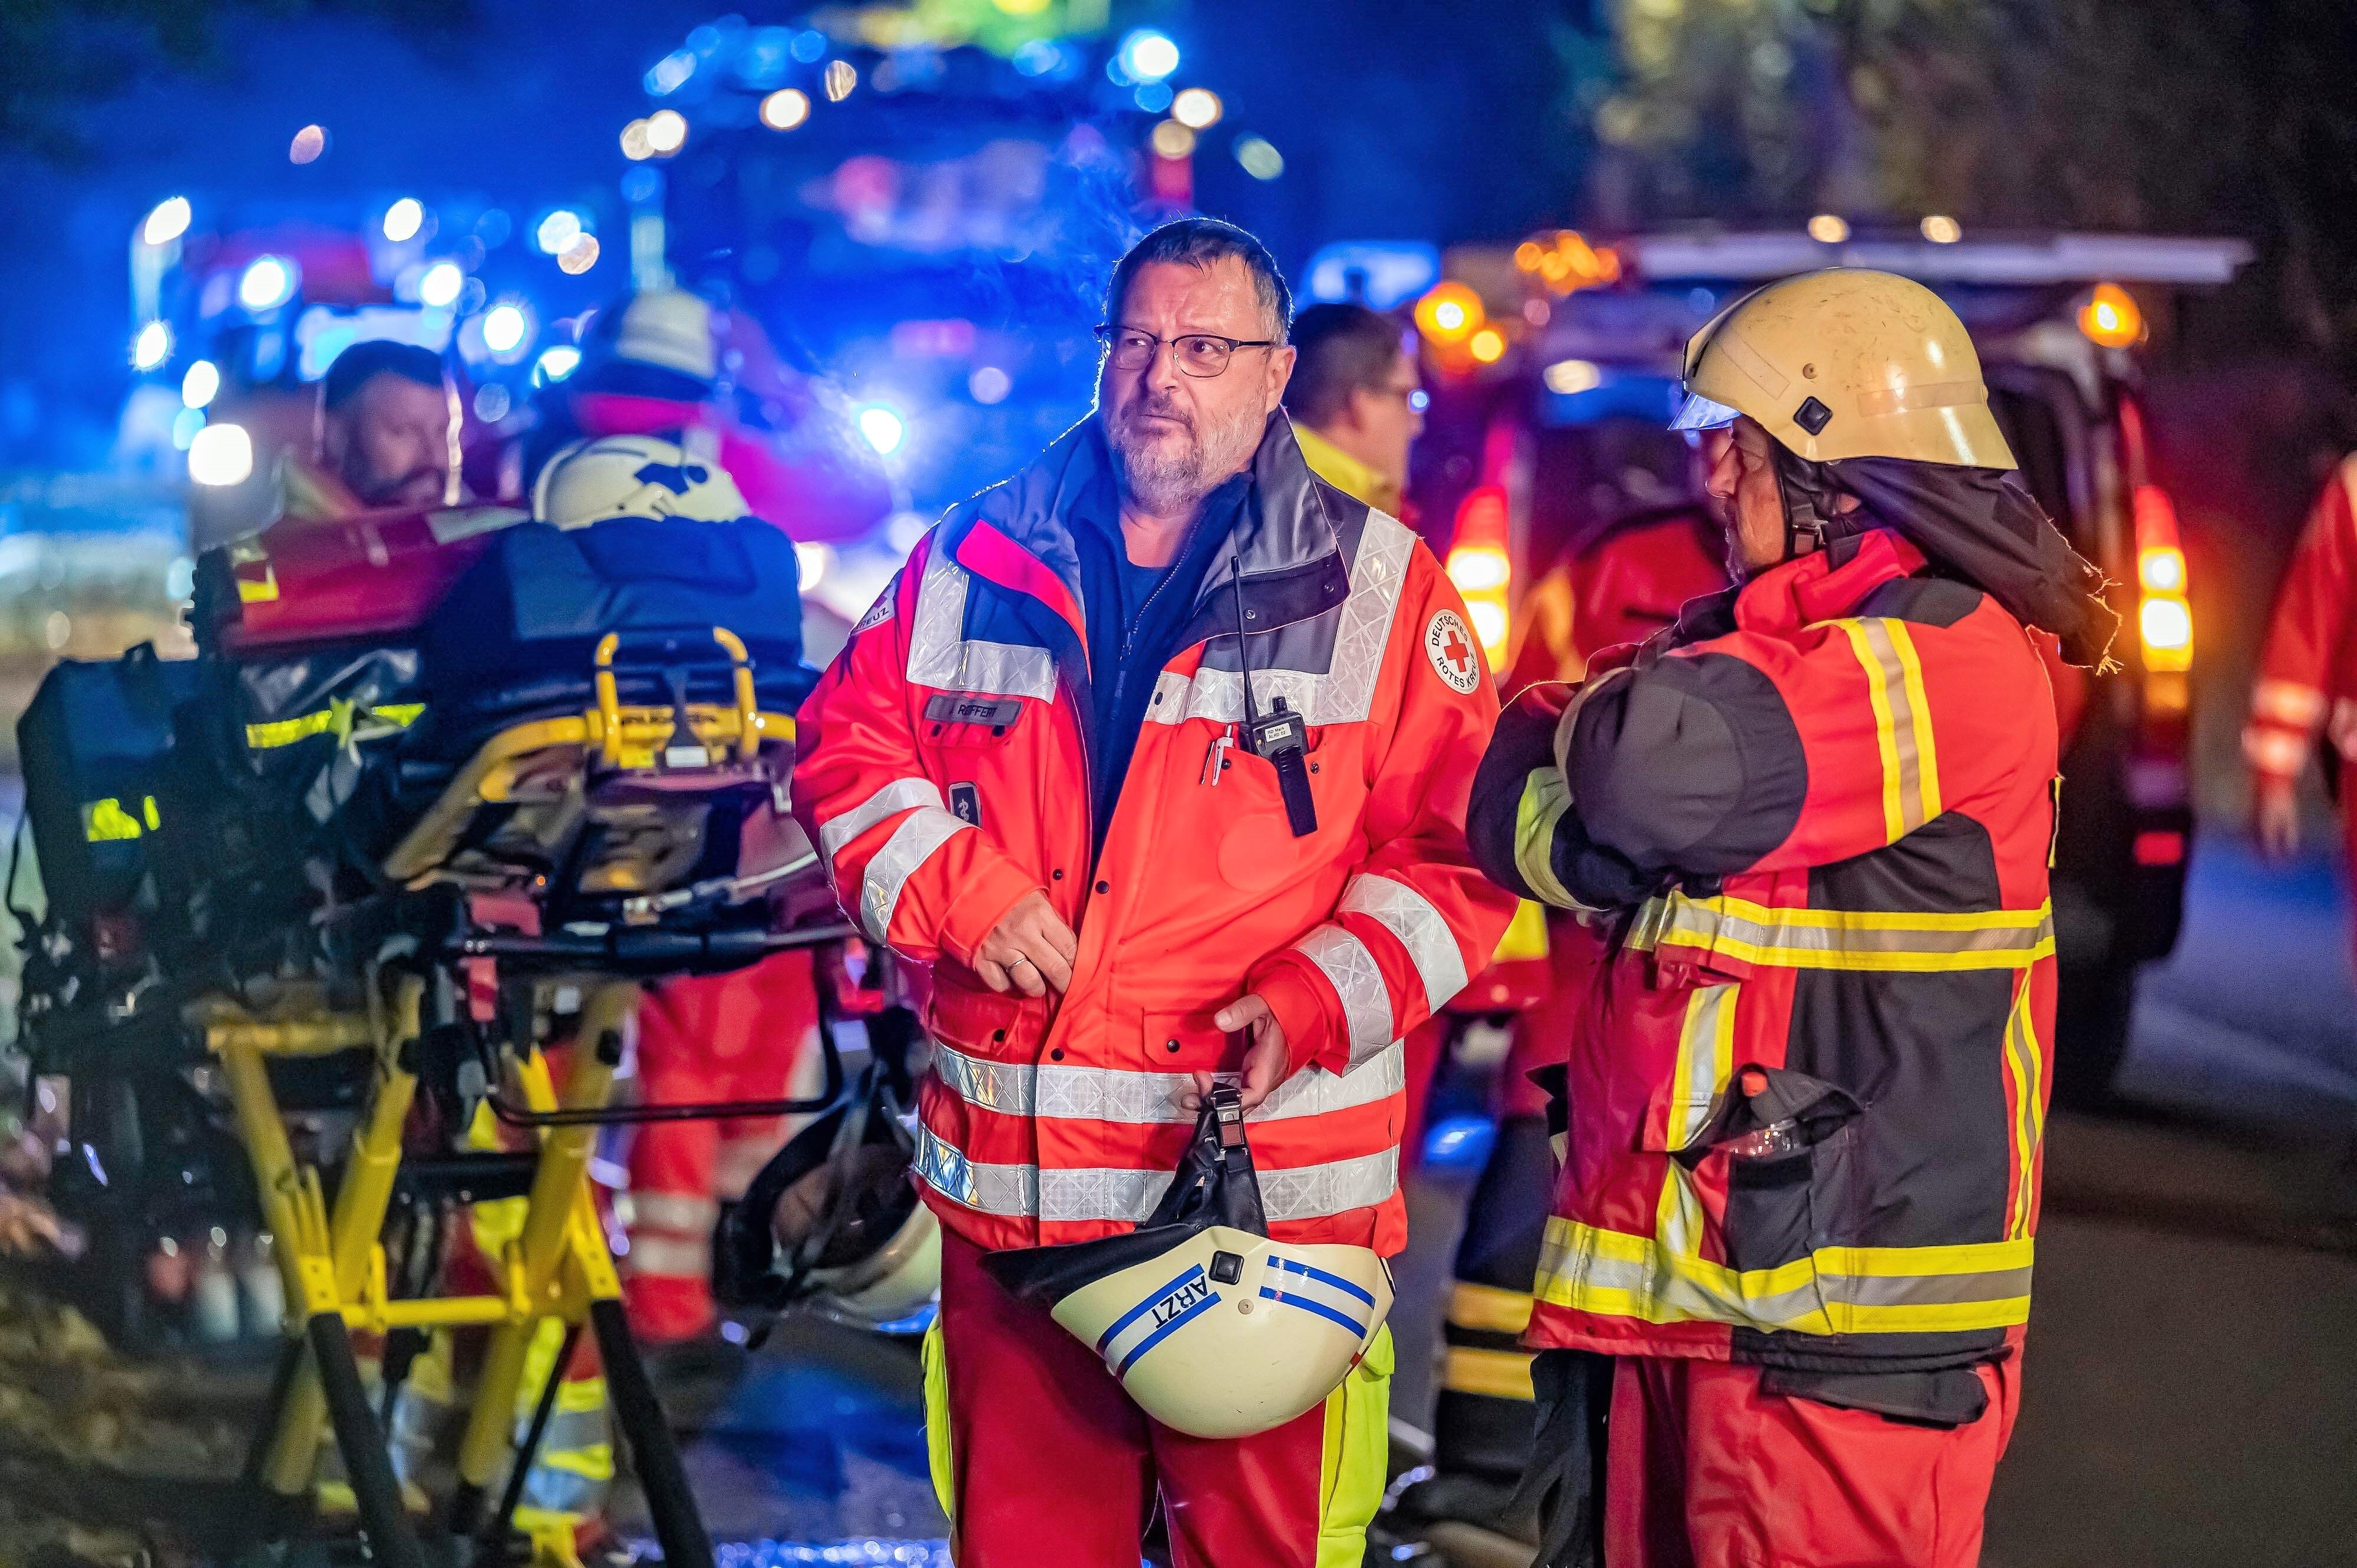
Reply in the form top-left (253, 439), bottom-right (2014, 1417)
top-left (15, 642), bottom-right (202, 926)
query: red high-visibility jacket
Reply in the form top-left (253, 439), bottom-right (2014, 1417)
top-left (1467, 527), bottom-right (2058, 1372)
top-left (793, 418), bottom-right (1515, 1256)
top-left (2247, 456), bottom-right (2357, 788)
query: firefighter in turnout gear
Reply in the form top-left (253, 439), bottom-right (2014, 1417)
top-left (1408, 462), bottom-right (1729, 1549)
top-left (2247, 455), bottom-right (2357, 916)
top-left (1466, 269), bottom-right (2117, 1568)
top-left (793, 220), bottom-right (1514, 1566)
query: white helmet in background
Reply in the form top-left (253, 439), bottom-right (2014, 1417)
top-left (592, 288), bottom-right (718, 384)
top-left (715, 1064), bottom-right (941, 1332)
top-left (531, 435), bottom-right (748, 528)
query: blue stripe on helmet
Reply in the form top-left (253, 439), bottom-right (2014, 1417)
top-left (1257, 1286), bottom-right (1368, 1339)
top-left (1112, 1289), bottom-right (1223, 1377)
top-left (1273, 1256), bottom-right (1377, 1308)
top-left (1095, 1264), bottom-right (1207, 1354)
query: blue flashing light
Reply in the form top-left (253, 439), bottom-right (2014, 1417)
top-left (857, 405), bottom-right (906, 456)
top-left (1118, 29), bottom-right (1180, 84)
top-left (1304, 241), bottom-right (1442, 311)
top-left (238, 255), bottom-right (299, 312)
top-left (1421, 1114), bottom-right (1496, 1172)
top-left (789, 28), bottom-right (826, 64)
top-left (1011, 39), bottom-right (1064, 78)
top-left (646, 49), bottom-right (696, 95)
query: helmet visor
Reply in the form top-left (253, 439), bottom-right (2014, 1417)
top-left (1669, 389), bottom-right (1744, 433)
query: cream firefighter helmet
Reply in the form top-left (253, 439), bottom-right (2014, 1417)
top-left (1049, 1225), bottom-right (1391, 1440)
top-left (531, 435), bottom-right (750, 528)
top-left (981, 1087), bottom-right (1393, 1440)
top-left (715, 1063), bottom-right (941, 1331)
top-left (592, 288), bottom-right (719, 384)
top-left (1671, 268), bottom-right (2016, 470)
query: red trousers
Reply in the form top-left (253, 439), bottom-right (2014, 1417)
top-left (1607, 1355), bottom-right (2019, 1568)
top-left (930, 1229), bottom-right (1385, 1567)
top-left (622, 951), bottom-right (820, 1342)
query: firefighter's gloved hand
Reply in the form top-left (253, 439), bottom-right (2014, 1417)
top-left (974, 888), bottom-right (1078, 998)
top-left (1184, 995), bottom-right (1291, 1113)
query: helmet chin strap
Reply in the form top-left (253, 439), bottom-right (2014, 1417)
top-left (1772, 443), bottom-right (1848, 562)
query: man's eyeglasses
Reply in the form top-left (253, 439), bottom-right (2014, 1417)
top-left (1094, 325), bottom-right (1281, 379)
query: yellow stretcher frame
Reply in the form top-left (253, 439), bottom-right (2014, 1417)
top-left (200, 638), bottom-right (807, 1568)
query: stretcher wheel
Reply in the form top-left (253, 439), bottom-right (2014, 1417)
top-left (308, 1308), bottom-right (429, 1568)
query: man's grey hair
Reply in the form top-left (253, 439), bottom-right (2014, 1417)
top-left (1104, 218), bottom-right (1294, 342)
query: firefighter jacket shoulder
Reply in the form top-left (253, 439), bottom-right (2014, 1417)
top-left (1467, 525), bottom-right (2059, 1373)
top-left (2247, 455), bottom-right (2357, 786)
top-left (793, 415), bottom-right (1516, 1256)
top-left (1503, 505), bottom-right (1727, 692)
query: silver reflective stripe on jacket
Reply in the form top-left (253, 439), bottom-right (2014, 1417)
top-left (928, 1038), bottom-right (1407, 1125)
top-left (1147, 510), bottom-right (1417, 727)
top-left (820, 776), bottom-right (945, 861)
top-left (1341, 872), bottom-right (1468, 1013)
top-left (860, 808), bottom-right (971, 943)
top-left (906, 543), bottom-right (1057, 699)
top-left (1293, 923), bottom-right (1397, 1067)
top-left (914, 1124), bottom-right (1399, 1223)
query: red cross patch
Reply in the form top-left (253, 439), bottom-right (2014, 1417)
top-left (1424, 608), bottom-right (1482, 694)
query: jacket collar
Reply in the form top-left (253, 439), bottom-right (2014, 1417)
top-left (1733, 526), bottom-right (1928, 635)
top-left (944, 411), bottom-right (1354, 646)
top-left (1292, 423), bottom-right (1402, 515)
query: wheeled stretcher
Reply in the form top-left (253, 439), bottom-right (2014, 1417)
top-left (11, 504), bottom-right (854, 1567)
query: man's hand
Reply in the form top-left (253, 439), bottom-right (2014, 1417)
top-left (1186, 994), bottom-right (1292, 1114)
top-left (973, 889), bottom-right (1078, 998)
top-left (2256, 781), bottom-right (2302, 863)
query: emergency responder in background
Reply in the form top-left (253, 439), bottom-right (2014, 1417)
top-left (1398, 425), bottom-right (1729, 1548)
top-left (492, 286), bottom-right (893, 539)
top-left (2247, 454), bottom-right (2357, 900)
top-left (1283, 302), bottom-right (1465, 1167)
top-left (1467, 269), bottom-right (2117, 1568)
top-left (793, 218), bottom-right (1515, 1566)
top-left (283, 339), bottom-right (457, 520)
top-left (1285, 301), bottom-right (1421, 519)
top-left (489, 292), bottom-right (846, 1403)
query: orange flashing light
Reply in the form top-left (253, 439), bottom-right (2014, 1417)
top-left (1513, 230), bottom-right (1623, 296)
top-left (1468, 326), bottom-right (1507, 364)
top-left (2132, 481), bottom-right (2191, 672)
top-left (1447, 485), bottom-right (1513, 663)
top-left (2079, 283), bottom-right (2144, 348)
top-left (1415, 282), bottom-right (1485, 346)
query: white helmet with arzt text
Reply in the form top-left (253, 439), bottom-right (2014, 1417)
top-left (981, 1088), bottom-right (1392, 1439)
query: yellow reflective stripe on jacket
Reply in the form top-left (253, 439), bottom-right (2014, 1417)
top-left (2002, 974), bottom-right (2049, 1239)
top-left (1442, 1345), bottom-right (1536, 1401)
top-left (1631, 891), bottom-right (2055, 973)
top-left (1513, 767), bottom-right (1583, 909)
top-left (1491, 897), bottom-right (1551, 962)
top-left (81, 795), bottom-right (160, 841)
top-left (1316, 1325), bottom-right (1392, 1568)
top-left (246, 699), bottom-right (425, 751)
top-left (1838, 617), bottom-right (1942, 839)
top-left (1534, 1216), bottom-right (2034, 1335)
top-left (1447, 1280), bottom-right (1536, 1335)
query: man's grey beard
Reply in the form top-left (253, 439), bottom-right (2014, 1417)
top-left (1106, 398), bottom-right (1263, 516)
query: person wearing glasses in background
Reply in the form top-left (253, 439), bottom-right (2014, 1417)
top-left (792, 218), bottom-right (1514, 1565)
top-left (1285, 301), bottom-right (1425, 520)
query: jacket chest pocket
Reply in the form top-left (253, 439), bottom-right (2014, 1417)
top-left (1143, 1008), bottom-right (1239, 1077)
top-left (1682, 1065), bottom-right (1866, 1277)
top-left (1210, 725), bottom-right (1368, 892)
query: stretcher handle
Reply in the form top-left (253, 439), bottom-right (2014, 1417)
top-left (481, 948), bottom-right (853, 1127)
top-left (592, 626), bottom-right (763, 764)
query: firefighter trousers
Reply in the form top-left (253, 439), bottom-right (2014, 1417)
top-left (1605, 1354), bottom-right (2019, 1568)
top-left (924, 1229), bottom-right (1392, 1567)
